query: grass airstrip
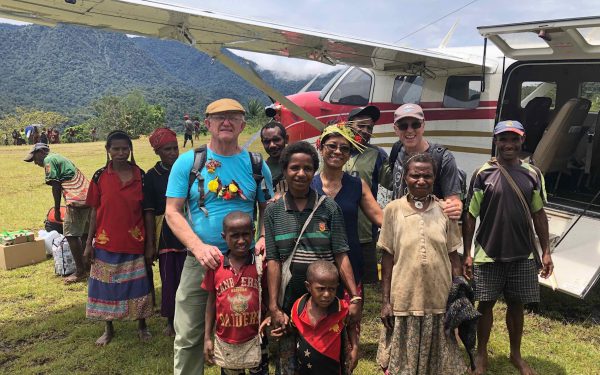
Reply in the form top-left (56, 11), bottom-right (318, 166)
top-left (1, 135), bottom-right (599, 374)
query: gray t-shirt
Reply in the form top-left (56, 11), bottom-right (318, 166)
top-left (184, 120), bottom-right (194, 135)
top-left (391, 142), bottom-right (462, 200)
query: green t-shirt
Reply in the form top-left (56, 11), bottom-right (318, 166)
top-left (44, 153), bottom-right (76, 184)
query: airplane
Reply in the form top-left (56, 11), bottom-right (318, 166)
top-left (0, 0), bottom-right (599, 299)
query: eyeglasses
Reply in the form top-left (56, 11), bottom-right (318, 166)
top-left (210, 114), bottom-right (244, 125)
top-left (323, 143), bottom-right (351, 154)
top-left (395, 121), bottom-right (422, 131)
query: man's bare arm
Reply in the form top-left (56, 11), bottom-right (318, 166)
top-left (165, 197), bottom-right (221, 269)
top-left (462, 212), bottom-right (476, 279)
top-left (532, 208), bottom-right (553, 278)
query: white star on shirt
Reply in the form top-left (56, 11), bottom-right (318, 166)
top-left (307, 363), bottom-right (312, 369)
top-left (304, 349), bottom-right (311, 357)
top-left (297, 342), bottom-right (300, 349)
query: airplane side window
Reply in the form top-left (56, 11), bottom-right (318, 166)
top-left (579, 82), bottom-right (600, 112)
top-left (392, 75), bottom-right (424, 105)
top-left (443, 76), bottom-right (482, 109)
top-left (329, 68), bottom-right (371, 106)
top-left (520, 81), bottom-right (556, 109)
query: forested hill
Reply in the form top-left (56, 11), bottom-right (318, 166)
top-left (0, 23), bottom-right (324, 126)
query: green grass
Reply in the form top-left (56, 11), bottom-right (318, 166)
top-left (1, 138), bottom-right (600, 374)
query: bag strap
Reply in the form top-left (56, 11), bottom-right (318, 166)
top-left (255, 252), bottom-right (264, 343)
top-left (286, 192), bottom-right (327, 264)
top-left (188, 145), bottom-right (208, 217)
top-left (490, 158), bottom-right (542, 268)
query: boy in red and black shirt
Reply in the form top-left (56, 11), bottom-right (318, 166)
top-left (202, 211), bottom-right (269, 375)
top-left (291, 261), bottom-right (359, 375)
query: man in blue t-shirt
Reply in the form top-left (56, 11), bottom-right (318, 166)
top-left (165, 98), bottom-right (273, 375)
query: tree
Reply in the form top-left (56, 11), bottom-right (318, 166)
top-left (88, 91), bottom-right (165, 138)
top-left (246, 98), bottom-right (265, 120)
top-left (0, 107), bottom-right (68, 133)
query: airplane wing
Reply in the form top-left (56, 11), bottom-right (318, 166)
top-left (0, 0), bottom-right (491, 75)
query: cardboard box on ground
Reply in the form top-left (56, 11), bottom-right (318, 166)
top-left (0, 239), bottom-right (46, 270)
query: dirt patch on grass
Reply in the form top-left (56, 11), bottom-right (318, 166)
top-left (0, 330), bottom-right (68, 351)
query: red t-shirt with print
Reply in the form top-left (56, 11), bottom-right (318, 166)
top-left (86, 162), bottom-right (145, 254)
top-left (201, 253), bottom-right (267, 344)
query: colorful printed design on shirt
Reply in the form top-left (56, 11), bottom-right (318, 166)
top-left (201, 254), bottom-right (264, 344)
top-left (228, 292), bottom-right (251, 314)
top-left (129, 226), bottom-right (144, 242)
top-left (291, 294), bottom-right (348, 375)
top-left (318, 222), bottom-right (327, 232)
top-left (96, 229), bottom-right (109, 245)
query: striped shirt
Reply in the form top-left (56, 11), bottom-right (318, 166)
top-left (265, 189), bottom-right (349, 312)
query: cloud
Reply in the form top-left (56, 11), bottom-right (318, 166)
top-left (230, 50), bottom-right (342, 80)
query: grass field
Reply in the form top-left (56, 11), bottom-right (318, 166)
top-left (1, 137), bottom-right (600, 374)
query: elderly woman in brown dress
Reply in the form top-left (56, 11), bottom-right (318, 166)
top-left (377, 153), bottom-right (466, 375)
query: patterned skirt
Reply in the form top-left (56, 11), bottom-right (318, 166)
top-left (86, 247), bottom-right (153, 321)
top-left (377, 314), bottom-right (467, 375)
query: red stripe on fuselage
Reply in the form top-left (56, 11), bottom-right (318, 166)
top-left (282, 101), bottom-right (498, 141)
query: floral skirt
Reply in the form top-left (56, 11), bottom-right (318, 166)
top-left (377, 314), bottom-right (467, 375)
top-left (86, 248), bottom-right (153, 321)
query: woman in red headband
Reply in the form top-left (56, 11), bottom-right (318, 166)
top-left (143, 127), bottom-right (185, 336)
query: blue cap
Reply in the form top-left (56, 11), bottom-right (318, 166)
top-left (494, 120), bottom-right (525, 136)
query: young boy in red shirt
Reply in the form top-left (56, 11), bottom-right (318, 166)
top-left (203, 211), bottom-right (269, 375)
top-left (290, 261), bottom-right (359, 375)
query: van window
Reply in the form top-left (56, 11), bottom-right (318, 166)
top-left (579, 82), bottom-right (600, 112)
top-left (443, 76), bottom-right (481, 108)
top-left (392, 76), bottom-right (423, 104)
top-left (329, 68), bottom-right (371, 105)
top-left (520, 81), bottom-right (556, 109)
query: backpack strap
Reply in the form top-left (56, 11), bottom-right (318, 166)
top-left (429, 144), bottom-right (447, 168)
top-left (188, 145), bottom-right (208, 217)
top-left (249, 151), bottom-right (271, 201)
top-left (388, 141), bottom-right (402, 168)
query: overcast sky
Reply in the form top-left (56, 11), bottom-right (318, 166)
top-left (2, 0), bottom-right (600, 78)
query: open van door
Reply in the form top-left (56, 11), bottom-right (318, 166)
top-left (479, 17), bottom-right (600, 298)
top-left (478, 16), bottom-right (600, 61)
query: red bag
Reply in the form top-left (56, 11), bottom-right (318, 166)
top-left (46, 206), bottom-right (66, 223)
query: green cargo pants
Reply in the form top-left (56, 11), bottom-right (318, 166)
top-left (174, 255), bottom-right (207, 375)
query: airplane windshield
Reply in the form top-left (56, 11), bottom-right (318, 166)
top-left (319, 68), bottom-right (349, 101)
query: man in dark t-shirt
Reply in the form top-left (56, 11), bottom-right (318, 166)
top-left (260, 121), bottom-right (288, 200)
top-left (462, 120), bottom-right (554, 375)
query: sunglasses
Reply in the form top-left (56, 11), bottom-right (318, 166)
top-left (323, 143), bottom-right (351, 154)
top-left (395, 121), bottom-right (422, 131)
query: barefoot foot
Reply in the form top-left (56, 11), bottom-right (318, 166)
top-left (474, 351), bottom-right (489, 375)
top-left (138, 327), bottom-right (152, 342)
top-left (510, 353), bottom-right (537, 375)
top-left (95, 329), bottom-right (113, 346)
top-left (163, 323), bottom-right (175, 337)
top-left (63, 273), bottom-right (87, 284)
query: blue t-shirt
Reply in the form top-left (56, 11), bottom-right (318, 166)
top-left (166, 148), bottom-right (273, 253)
top-left (312, 173), bottom-right (363, 283)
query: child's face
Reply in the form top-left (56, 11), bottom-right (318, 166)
top-left (305, 273), bottom-right (339, 309)
top-left (222, 218), bottom-right (253, 257)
